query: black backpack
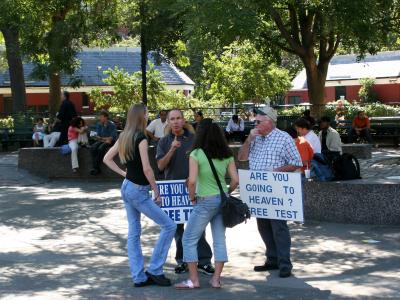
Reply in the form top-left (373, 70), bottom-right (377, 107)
top-left (332, 153), bottom-right (361, 180)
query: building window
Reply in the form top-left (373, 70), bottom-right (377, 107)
top-left (288, 96), bottom-right (301, 105)
top-left (335, 86), bottom-right (346, 100)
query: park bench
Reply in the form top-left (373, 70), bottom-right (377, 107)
top-left (337, 117), bottom-right (400, 147)
top-left (0, 127), bottom-right (33, 151)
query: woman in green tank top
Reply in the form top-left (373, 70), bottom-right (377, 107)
top-left (175, 119), bottom-right (239, 289)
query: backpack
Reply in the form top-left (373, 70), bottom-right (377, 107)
top-left (311, 153), bottom-right (334, 182)
top-left (332, 153), bottom-right (361, 180)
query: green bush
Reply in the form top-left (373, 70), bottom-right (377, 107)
top-left (279, 106), bottom-right (305, 116)
top-left (359, 78), bottom-right (379, 103)
top-left (324, 100), bottom-right (400, 119)
top-left (0, 116), bottom-right (14, 128)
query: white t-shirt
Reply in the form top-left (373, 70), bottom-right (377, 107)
top-left (146, 118), bottom-right (167, 138)
top-left (304, 130), bottom-right (321, 154)
top-left (226, 118), bottom-right (244, 132)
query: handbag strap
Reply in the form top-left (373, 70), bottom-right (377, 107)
top-left (204, 151), bottom-right (226, 196)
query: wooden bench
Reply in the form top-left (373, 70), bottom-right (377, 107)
top-left (337, 117), bottom-right (400, 147)
top-left (1, 127), bottom-right (33, 151)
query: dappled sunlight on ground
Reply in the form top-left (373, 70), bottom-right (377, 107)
top-left (0, 181), bottom-right (399, 299)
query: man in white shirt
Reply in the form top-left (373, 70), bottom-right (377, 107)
top-left (319, 116), bottom-right (342, 162)
top-left (146, 110), bottom-right (168, 143)
top-left (225, 114), bottom-right (245, 142)
top-left (294, 118), bottom-right (321, 153)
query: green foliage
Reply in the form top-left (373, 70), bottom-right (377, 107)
top-left (324, 100), bottom-right (400, 119)
top-left (279, 106), bottom-right (306, 117)
top-left (90, 64), bottom-right (162, 112)
top-left (0, 116), bottom-right (13, 128)
top-left (180, 0), bottom-right (400, 108)
top-left (201, 40), bottom-right (291, 107)
top-left (24, 0), bottom-right (120, 79)
top-left (90, 63), bottom-right (204, 112)
top-left (363, 102), bottom-right (400, 117)
top-left (358, 78), bottom-right (378, 103)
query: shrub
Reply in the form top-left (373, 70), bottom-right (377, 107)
top-left (359, 78), bottom-right (379, 103)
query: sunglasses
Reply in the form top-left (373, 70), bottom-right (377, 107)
top-left (254, 120), bottom-right (267, 125)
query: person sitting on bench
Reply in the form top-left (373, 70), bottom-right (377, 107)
top-left (90, 111), bottom-right (117, 175)
top-left (225, 114), bottom-right (245, 143)
top-left (318, 116), bottom-right (342, 163)
top-left (349, 111), bottom-right (373, 144)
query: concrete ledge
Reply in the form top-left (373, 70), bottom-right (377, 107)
top-left (18, 147), bottom-right (162, 180)
top-left (342, 144), bottom-right (372, 159)
top-left (303, 180), bottom-right (400, 225)
top-left (18, 145), bottom-right (399, 225)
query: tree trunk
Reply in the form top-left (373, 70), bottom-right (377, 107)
top-left (140, 0), bottom-right (148, 105)
top-left (140, 35), bottom-right (148, 106)
top-left (303, 57), bottom-right (329, 118)
top-left (49, 70), bottom-right (61, 117)
top-left (1, 27), bottom-right (27, 114)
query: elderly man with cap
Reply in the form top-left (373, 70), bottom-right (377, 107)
top-left (238, 106), bottom-right (302, 278)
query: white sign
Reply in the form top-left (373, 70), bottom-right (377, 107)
top-left (238, 169), bottom-right (304, 222)
top-left (156, 180), bottom-right (193, 224)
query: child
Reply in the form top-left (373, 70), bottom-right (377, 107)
top-left (32, 118), bottom-right (46, 146)
top-left (68, 117), bottom-right (87, 172)
top-left (77, 118), bottom-right (89, 147)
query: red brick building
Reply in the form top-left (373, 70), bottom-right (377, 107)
top-left (286, 51), bottom-right (400, 105)
top-left (0, 48), bottom-right (195, 115)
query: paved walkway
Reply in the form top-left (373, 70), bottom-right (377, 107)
top-left (0, 150), bottom-right (399, 300)
top-left (359, 148), bottom-right (400, 179)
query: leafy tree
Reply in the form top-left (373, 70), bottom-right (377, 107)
top-left (358, 78), bottom-right (378, 103)
top-left (90, 64), bottom-right (164, 112)
top-left (181, 0), bottom-right (400, 116)
top-left (23, 0), bottom-right (120, 116)
top-left (0, 0), bottom-right (34, 113)
top-left (201, 41), bottom-right (291, 107)
top-left (121, 0), bottom-right (187, 105)
top-left (0, 34), bottom-right (7, 72)
top-left (90, 63), bottom-right (203, 112)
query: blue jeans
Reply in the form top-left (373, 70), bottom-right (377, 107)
top-left (121, 179), bottom-right (176, 283)
top-left (182, 194), bottom-right (228, 263)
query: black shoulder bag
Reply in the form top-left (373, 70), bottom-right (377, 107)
top-left (205, 154), bottom-right (250, 228)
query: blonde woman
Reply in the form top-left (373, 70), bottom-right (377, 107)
top-left (103, 103), bottom-right (176, 287)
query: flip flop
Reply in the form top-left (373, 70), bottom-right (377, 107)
top-left (209, 279), bottom-right (221, 289)
top-left (174, 279), bottom-right (200, 289)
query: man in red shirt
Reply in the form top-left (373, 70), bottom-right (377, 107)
top-left (349, 111), bottom-right (373, 143)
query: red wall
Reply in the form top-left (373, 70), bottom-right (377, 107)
top-left (346, 85), bottom-right (361, 101)
top-left (324, 87), bottom-right (336, 102)
top-left (287, 82), bottom-right (400, 104)
top-left (374, 84), bottom-right (400, 103)
top-left (0, 92), bottom-right (89, 114)
top-left (27, 93), bottom-right (49, 106)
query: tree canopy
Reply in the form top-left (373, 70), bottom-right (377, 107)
top-left (23, 0), bottom-right (120, 116)
top-left (180, 0), bottom-right (400, 115)
top-left (201, 40), bottom-right (291, 107)
top-left (90, 64), bottom-right (203, 112)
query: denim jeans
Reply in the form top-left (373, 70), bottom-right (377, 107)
top-left (182, 194), bottom-right (228, 263)
top-left (121, 179), bottom-right (176, 283)
top-left (175, 224), bottom-right (212, 265)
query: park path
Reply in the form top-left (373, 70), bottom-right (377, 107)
top-left (0, 150), bottom-right (399, 299)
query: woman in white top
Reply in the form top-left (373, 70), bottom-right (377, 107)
top-left (294, 118), bottom-right (321, 154)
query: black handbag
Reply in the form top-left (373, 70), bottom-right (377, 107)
top-left (205, 153), bottom-right (250, 228)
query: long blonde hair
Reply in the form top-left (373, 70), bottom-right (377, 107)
top-left (118, 103), bottom-right (147, 164)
